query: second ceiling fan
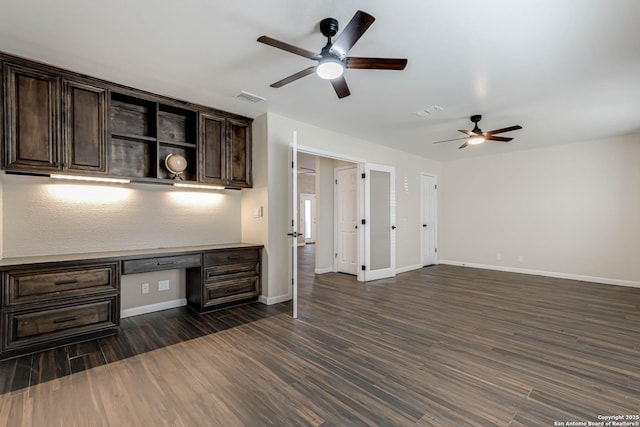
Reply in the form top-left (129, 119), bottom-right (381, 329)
top-left (432, 115), bottom-right (523, 149)
top-left (257, 10), bottom-right (408, 99)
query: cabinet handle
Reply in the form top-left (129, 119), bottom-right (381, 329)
top-left (255, 262), bottom-right (260, 274)
top-left (53, 316), bottom-right (77, 324)
top-left (54, 279), bottom-right (78, 286)
top-left (157, 261), bottom-right (174, 266)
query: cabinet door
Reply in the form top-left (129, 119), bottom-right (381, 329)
top-left (3, 64), bottom-right (60, 171)
top-left (199, 112), bottom-right (226, 185)
top-left (226, 118), bottom-right (252, 188)
top-left (63, 80), bottom-right (107, 173)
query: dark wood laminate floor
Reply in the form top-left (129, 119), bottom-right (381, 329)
top-left (1, 244), bottom-right (639, 426)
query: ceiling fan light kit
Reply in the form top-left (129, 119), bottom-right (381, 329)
top-left (257, 10), bottom-right (407, 98)
top-left (467, 136), bottom-right (486, 145)
top-left (316, 58), bottom-right (344, 80)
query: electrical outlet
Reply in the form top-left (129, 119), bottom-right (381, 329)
top-left (158, 280), bottom-right (170, 291)
top-left (517, 255), bottom-right (524, 263)
top-left (141, 283), bottom-right (149, 294)
top-left (496, 253), bottom-right (502, 261)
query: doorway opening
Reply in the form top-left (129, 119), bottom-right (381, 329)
top-left (296, 151), bottom-right (360, 276)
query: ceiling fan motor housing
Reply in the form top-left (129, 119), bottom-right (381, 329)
top-left (320, 17), bottom-right (339, 38)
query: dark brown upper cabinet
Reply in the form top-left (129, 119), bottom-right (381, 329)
top-left (199, 112), bottom-right (226, 186)
top-left (63, 80), bottom-right (107, 173)
top-left (227, 118), bottom-right (252, 188)
top-left (3, 62), bottom-right (109, 175)
top-left (200, 113), bottom-right (252, 188)
top-left (3, 64), bottom-right (60, 171)
top-left (0, 51), bottom-right (252, 188)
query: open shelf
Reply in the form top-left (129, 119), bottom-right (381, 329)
top-left (111, 93), bottom-right (156, 139)
top-left (158, 105), bottom-right (197, 145)
top-left (109, 92), bottom-right (198, 181)
top-left (110, 137), bottom-right (156, 178)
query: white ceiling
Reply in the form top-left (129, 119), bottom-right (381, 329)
top-left (1, 0), bottom-right (639, 161)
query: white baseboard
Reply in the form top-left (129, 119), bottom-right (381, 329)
top-left (396, 264), bottom-right (422, 274)
top-left (121, 298), bottom-right (187, 318)
top-left (314, 267), bottom-right (334, 274)
top-left (296, 242), bottom-right (306, 247)
top-left (258, 294), bottom-right (291, 305)
top-left (437, 260), bottom-right (640, 289)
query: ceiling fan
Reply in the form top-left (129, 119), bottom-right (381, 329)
top-left (257, 10), bottom-right (408, 99)
top-left (432, 115), bottom-right (523, 149)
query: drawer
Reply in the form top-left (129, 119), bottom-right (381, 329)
top-left (122, 254), bottom-right (201, 274)
top-left (3, 264), bottom-right (118, 306)
top-left (203, 249), bottom-right (260, 267)
top-left (205, 262), bottom-right (258, 279)
top-left (203, 276), bottom-right (259, 307)
top-left (3, 298), bottom-right (117, 351)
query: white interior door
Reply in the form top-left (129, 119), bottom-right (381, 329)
top-left (299, 193), bottom-right (316, 243)
top-left (289, 131), bottom-right (298, 318)
top-left (364, 163), bottom-right (396, 281)
top-left (335, 166), bottom-right (358, 275)
top-left (421, 174), bottom-right (437, 266)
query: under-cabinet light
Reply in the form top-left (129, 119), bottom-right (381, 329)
top-left (50, 174), bottom-right (130, 184)
top-left (173, 182), bottom-right (225, 191)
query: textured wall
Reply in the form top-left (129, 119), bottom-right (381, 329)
top-left (2, 174), bottom-right (242, 258)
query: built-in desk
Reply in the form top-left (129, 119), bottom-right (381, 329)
top-left (0, 243), bottom-right (262, 360)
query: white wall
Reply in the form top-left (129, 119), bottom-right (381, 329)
top-left (439, 132), bottom-right (640, 285)
top-left (266, 112), bottom-right (442, 301)
top-left (2, 175), bottom-right (241, 258)
top-left (242, 114), bottom-right (269, 301)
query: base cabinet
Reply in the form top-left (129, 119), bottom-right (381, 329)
top-left (187, 247), bottom-right (261, 312)
top-left (0, 262), bottom-right (120, 359)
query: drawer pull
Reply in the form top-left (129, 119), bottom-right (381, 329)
top-left (227, 256), bottom-right (244, 262)
top-left (157, 261), bottom-right (174, 266)
top-left (53, 316), bottom-right (77, 324)
top-left (54, 279), bottom-right (79, 286)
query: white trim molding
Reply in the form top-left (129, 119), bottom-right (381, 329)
top-left (259, 294), bottom-right (292, 305)
top-left (438, 260), bottom-right (640, 289)
top-left (396, 264), bottom-right (423, 274)
top-left (121, 298), bottom-right (187, 318)
top-left (314, 267), bottom-right (335, 274)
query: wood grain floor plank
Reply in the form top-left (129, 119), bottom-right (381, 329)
top-left (1, 245), bottom-right (639, 426)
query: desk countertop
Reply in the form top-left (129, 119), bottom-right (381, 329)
top-left (0, 243), bottom-right (263, 268)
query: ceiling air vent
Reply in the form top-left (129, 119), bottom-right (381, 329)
top-left (414, 105), bottom-right (444, 118)
top-left (237, 91), bottom-right (266, 103)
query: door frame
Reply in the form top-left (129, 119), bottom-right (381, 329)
top-left (420, 173), bottom-right (438, 266)
top-left (297, 144), bottom-right (366, 282)
top-left (334, 165), bottom-right (359, 274)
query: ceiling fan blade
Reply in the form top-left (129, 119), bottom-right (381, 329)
top-left (330, 10), bottom-right (375, 56)
top-left (486, 136), bottom-right (513, 142)
top-left (257, 36), bottom-right (320, 60)
top-left (345, 57), bottom-right (407, 70)
top-left (458, 130), bottom-right (476, 136)
top-left (270, 66), bottom-right (316, 88)
top-left (485, 125), bottom-right (522, 135)
top-left (330, 75), bottom-right (351, 98)
top-left (458, 142), bottom-right (469, 149)
top-left (432, 137), bottom-right (467, 144)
